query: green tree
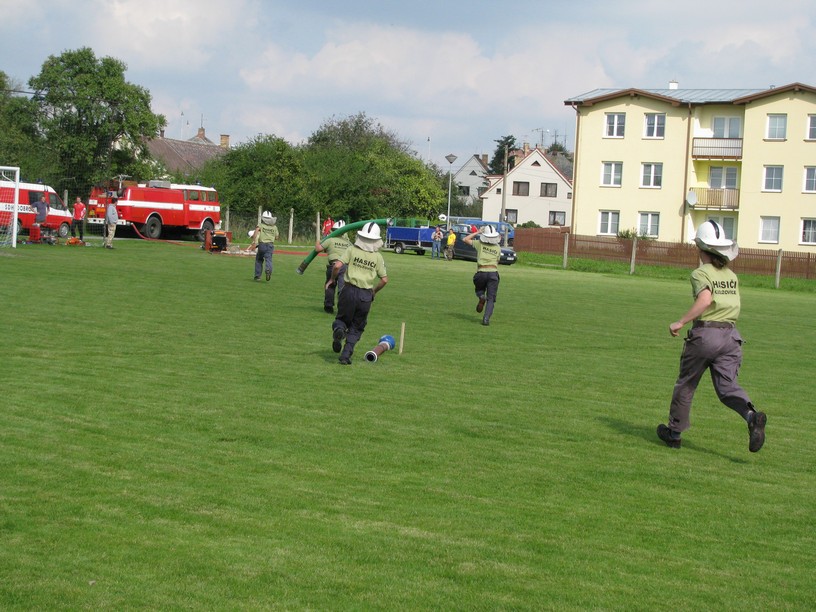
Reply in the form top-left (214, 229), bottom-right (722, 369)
top-left (302, 112), bottom-right (444, 222)
top-left (488, 135), bottom-right (517, 175)
top-left (0, 71), bottom-right (56, 180)
top-left (27, 47), bottom-right (165, 197)
top-left (200, 134), bottom-right (311, 220)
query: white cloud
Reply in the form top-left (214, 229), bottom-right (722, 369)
top-left (87, 0), bottom-right (255, 71)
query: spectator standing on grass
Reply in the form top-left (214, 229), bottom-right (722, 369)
top-left (657, 220), bottom-right (766, 452)
top-left (322, 216), bottom-right (333, 237)
top-left (327, 222), bottom-right (388, 365)
top-left (464, 225), bottom-right (501, 326)
top-left (104, 196), bottom-right (118, 249)
top-left (71, 196), bottom-right (86, 241)
top-left (431, 226), bottom-right (443, 259)
top-left (445, 228), bottom-right (456, 261)
top-left (315, 220), bottom-right (351, 313)
top-left (32, 194), bottom-right (47, 225)
top-left (31, 195), bottom-right (53, 243)
top-left (250, 211), bottom-right (279, 281)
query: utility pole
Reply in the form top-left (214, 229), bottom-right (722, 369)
top-left (500, 145), bottom-right (508, 246)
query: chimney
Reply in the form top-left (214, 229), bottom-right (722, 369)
top-left (159, 128), bottom-right (165, 138)
top-left (481, 154), bottom-right (488, 166)
top-left (669, 80), bottom-right (679, 90)
top-left (220, 134), bottom-right (230, 148)
top-left (523, 142), bottom-right (530, 155)
top-left (196, 127), bottom-right (206, 139)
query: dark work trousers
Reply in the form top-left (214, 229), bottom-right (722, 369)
top-left (473, 270), bottom-right (500, 323)
top-left (324, 262), bottom-right (346, 310)
top-left (668, 326), bottom-right (754, 433)
top-left (254, 242), bottom-right (274, 278)
top-left (333, 284), bottom-right (374, 360)
top-left (71, 219), bottom-right (84, 240)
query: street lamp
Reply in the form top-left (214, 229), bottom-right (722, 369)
top-left (445, 153), bottom-right (457, 228)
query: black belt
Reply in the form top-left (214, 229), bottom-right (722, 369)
top-left (693, 320), bottom-right (735, 329)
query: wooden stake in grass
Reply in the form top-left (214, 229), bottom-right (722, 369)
top-left (399, 321), bottom-right (405, 355)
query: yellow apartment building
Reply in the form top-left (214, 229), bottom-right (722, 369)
top-left (564, 82), bottom-right (816, 252)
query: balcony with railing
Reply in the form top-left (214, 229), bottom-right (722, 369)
top-left (692, 138), bottom-right (743, 159)
top-left (689, 187), bottom-right (740, 210)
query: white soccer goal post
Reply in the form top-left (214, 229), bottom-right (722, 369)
top-left (0, 166), bottom-right (22, 248)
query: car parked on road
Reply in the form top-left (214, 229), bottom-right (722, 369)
top-left (452, 231), bottom-right (517, 265)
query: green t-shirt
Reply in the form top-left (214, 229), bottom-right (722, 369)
top-left (690, 263), bottom-right (740, 322)
top-left (340, 246), bottom-right (387, 289)
top-left (474, 240), bottom-right (501, 268)
top-left (257, 224), bottom-right (279, 244)
top-left (323, 235), bottom-right (351, 262)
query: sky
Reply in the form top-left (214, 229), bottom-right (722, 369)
top-left (2, 0), bottom-right (815, 170)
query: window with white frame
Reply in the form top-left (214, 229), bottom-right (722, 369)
top-left (549, 211), bottom-right (566, 226)
top-left (599, 211), bottom-right (620, 235)
top-left (767, 114), bottom-right (787, 139)
top-left (713, 116), bottom-right (741, 138)
top-left (764, 166), bottom-right (784, 191)
top-left (706, 215), bottom-right (736, 240)
top-left (805, 167), bottom-right (816, 192)
top-left (605, 113), bottom-right (625, 137)
top-left (709, 166), bottom-right (738, 189)
top-left (644, 113), bottom-right (665, 138)
top-left (505, 209), bottom-right (518, 224)
top-left (540, 183), bottom-right (557, 197)
top-left (760, 216), bottom-right (780, 243)
top-left (802, 219), bottom-right (816, 244)
top-left (639, 212), bottom-right (660, 237)
top-left (512, 181), bottom-right (529, 196)
top-left (808, 116), bottom-right (816, 140)
top-left (602, 162), bottom-right (623, 186)
top-left (641, 163), bottom-right (663, 188)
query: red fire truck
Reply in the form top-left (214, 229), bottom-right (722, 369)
top-left (88, 179), bottom-right (221, 240)
top-left (0, 179), bottom-right (72, 238)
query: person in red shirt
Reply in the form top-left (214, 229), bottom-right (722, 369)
top-left (71, 197), bottom-right (86, 242)
top-left (322, 217), bottom-right (333, 237)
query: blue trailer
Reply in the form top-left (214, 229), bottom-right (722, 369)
top-left (385, 225), bottom-right (435, 255)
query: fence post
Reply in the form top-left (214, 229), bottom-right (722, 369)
top-left (562, 232), bottom-right (569, 269)
top-left (316, 212), bottom-right (321, 242)
top-left (288, 207), bottom-right (294, 244)
top-left (775, 249), bottom-right (783, 289)
top-left (629, 237), bottom-right (637, 275)
top-left (224, 206), bottom-right (230, 232)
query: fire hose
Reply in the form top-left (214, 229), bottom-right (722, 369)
top-left (296, 218), bottom-right (391, 275)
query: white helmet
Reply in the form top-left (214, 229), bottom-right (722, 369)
top-left (695, 220), bottom-right (730, 247)
top-left (332, 220), bottom-right (346, 230)
top-left (357, 222), bottom-right (381, 240)
top-left (695, 220), bottom-right (739, 261)
top-left (262, 211), bottom-right (273, 221)
top-left (481, 224), bottom-right (500, 239)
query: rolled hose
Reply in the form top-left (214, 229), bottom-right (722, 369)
top-left (296, 218), bottom-right (390, 275)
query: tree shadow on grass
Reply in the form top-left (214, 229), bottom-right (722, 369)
top-left (595, 415), bottom-right (749, 464)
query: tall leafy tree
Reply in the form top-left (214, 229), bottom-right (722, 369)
top-left (201, 134), bottom-right (311, 219)
top-left (0, 71), bottom-right (55, 180)
top-left (28, 47), bottom-right (165, 197)
top-left (488, 135), bottom-right (517, 175)
top-left (303, 112), bottom-right (444, 221)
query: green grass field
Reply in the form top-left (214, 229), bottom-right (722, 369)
top-left (1, 237), bottom-right (814, 610)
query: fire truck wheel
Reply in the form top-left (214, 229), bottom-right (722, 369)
top-left (58, 222), bottom-right (70, 238)
top-left (197, 220), bottom-right (214, 242)
top-left (143, 216), bottom-right (162, 239)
